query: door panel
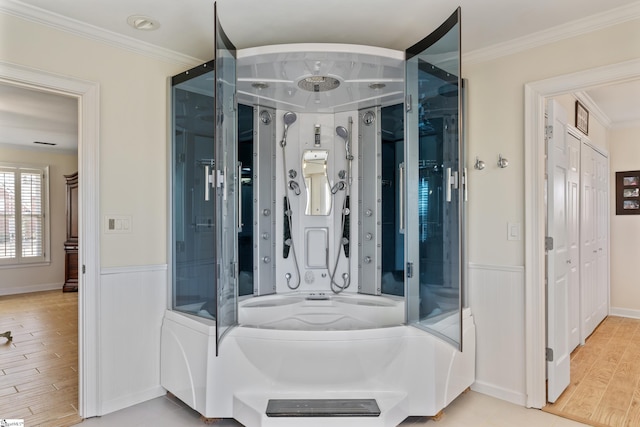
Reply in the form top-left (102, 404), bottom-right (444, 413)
top-left (581, 144), bottom-right (597, 341)
top-left (546, 100), bottom-right (570, 403)
top-left (567, 132), bottom-right (581, 352)
top-left (405, 8), bottom-right (462, 350)
top-left (595, 151), bottom-right (609, 326)
top-left (215, 4), bottom-right (238, 351)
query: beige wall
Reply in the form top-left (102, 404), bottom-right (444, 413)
top-left (465, 17), bottom-right (640, 267)
top-left (0, 146), bottom-right (77, 294)
top-left (609, 126), bottom-right (640, 312)
top-left (0, 12), bottom-right (188, 268)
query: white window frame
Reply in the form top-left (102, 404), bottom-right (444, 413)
top-left (0, 162), bottom-right (50, 267)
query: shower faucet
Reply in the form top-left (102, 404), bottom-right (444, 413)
top-left (331, 181), bottom-right (346, 194)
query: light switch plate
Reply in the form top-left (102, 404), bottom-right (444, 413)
top-left (507, 222), bottom-right (521, 241)
top-left (105, 215), bottom-right (132, 234)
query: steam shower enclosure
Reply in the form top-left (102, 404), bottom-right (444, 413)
top-left (161, 7), bottom-right (475, 426)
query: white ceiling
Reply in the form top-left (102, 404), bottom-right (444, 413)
top-left (1, 0), bottom-right (640, 152)
top-left (0, 84), bottom-right (78, 152)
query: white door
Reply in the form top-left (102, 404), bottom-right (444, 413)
top-left (580, 144), bottom-right (598, 341)
top-left (595, 150), bottom-right (609, 327)
top-left (566, 131), bottom-right (581, 352)
top-left (546, 100), bottom-right (571, 403)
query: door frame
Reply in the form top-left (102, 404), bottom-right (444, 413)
top-left (0, 60), bottom-right (101, 417)
top-left (524, 57), bottom-right (640, 408)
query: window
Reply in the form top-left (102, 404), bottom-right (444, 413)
top-left (0, 163), bottom-right (50, 266)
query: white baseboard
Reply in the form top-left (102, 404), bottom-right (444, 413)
top-left (471, 380), bottom-right (527, 406)
top-left (0, 282), bottom-right (63, 296)
top-left (100, 386), bottom-right (166, 416)
top-left (610, 307), bottom-right (640, 319)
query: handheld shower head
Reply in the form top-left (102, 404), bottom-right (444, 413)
top-left (336, 125), bottom-right (353, 160)
top-left (336, 126), bottom-right (348, 141)
top-left (283, 111), bottom-right (297, 127)
top-left (280, 112), bottom-right (297, 147)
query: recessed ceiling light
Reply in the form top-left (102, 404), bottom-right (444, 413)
top-left (127, 15), bottom-right (160, 31)
top-left (251, 82), bottom-right (269, 90)
top-left (369, 83), bottom-right (386, 90)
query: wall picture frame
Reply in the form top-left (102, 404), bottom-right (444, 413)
top-left (575, 100), bottom-right (589, 135)
top-left (616, 170), bottom-right (640, 215)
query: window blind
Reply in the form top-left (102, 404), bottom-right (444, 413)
top-left (0, 171), bottom-right (16, 259)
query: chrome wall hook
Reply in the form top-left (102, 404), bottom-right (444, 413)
top-left (498, 154), bottom-right (509, 168)
top-left (474, 156), bottom-right (485, 170)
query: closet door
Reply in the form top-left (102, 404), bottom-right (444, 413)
top-left (580, 144), bottom-right (597, 341)
top-left (566, 131), bottom-right (581, 352)
top-left (595, 151), bottom-right (609, 327)
top-left (580, 143), bottom-right (609, 341)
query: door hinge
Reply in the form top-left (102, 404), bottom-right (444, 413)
top-left (545, 236), bottom-right (554, 251)
top-left (82, 265), bottom-right (86, 274)
top-left (406, 94), bottom-right (412, 112)
top-left (545, 125), bottom-right (553, 140)
top-left (546, 347), bottom-right (554, 362)
top-left (406, 262), bottom-right (414, 279)
top-left (216, 170), bottom-right (224, 189)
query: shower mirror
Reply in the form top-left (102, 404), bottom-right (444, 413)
top-left (302, 149), bottom-right (331, 215)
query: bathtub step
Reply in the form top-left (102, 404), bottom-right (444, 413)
top-left (266, 399), bottom-right (380, 417)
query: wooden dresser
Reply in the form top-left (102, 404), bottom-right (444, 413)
top-left (63, 172), bottom-right (79, 292)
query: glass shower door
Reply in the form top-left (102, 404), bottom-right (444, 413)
top-left (405, 8), bottom-right (463, 350)
top-left (214, 5), bottom-right (239, 350)
top-left (171, 62), bottom-right (217, 320)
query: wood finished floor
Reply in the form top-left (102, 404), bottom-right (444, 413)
top-left (544, 316), bottom-right (640, 427)
top-left (0, 290), bottom-right (81, 427)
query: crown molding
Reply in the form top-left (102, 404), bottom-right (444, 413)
top-left (464, 2), bottom-right (640, 65)
top-left (0, 0), bottom-right (202, 68)
top-left (574, 91), bottom-right (613, 129)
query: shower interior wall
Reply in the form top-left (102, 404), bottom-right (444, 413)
top-left (271, 109), bottom-right (361, 295)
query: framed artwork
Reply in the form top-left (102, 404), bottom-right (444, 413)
top-left (575, 101), bottom-right (589, 135)
top-left (616, 170), bottom-right (640, 215)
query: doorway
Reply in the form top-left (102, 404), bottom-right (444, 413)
top-left (524, 58), bottom-right (640, 408)
top-left (0, 60), bottom-right (101, 418)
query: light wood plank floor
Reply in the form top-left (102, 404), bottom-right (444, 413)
top-left (544, 316), bottom-right (640, 427)
top-left (0, 290), bottom-right (81, 427)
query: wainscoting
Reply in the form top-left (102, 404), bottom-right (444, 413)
top-left (468, 263), bottom-right (526, 406)
top-left (99, 264), bottom-right (167, 415)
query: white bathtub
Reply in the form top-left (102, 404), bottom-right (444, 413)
top-left (238, 292), bottom-right (404, 330)
top-left (161, 294), bottom-right (475, 427)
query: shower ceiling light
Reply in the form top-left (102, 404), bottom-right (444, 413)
top-left (251, 82), bottom-right (269, 90)
top-left (369, 83), bottom-right (386, 90)
top-left (298, 76), bottom-right (340, 93)
top-left (127, 15), bottom-right (160, 31)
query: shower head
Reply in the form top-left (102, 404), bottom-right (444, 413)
top-left (283, 111), bottom-right (297, 127)
top-left (280, 112), bottom-right (297, 147)
top-left (336, 126), bottom-right (348, 142)
top-left (336, 125), bottom-right (353, 160)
